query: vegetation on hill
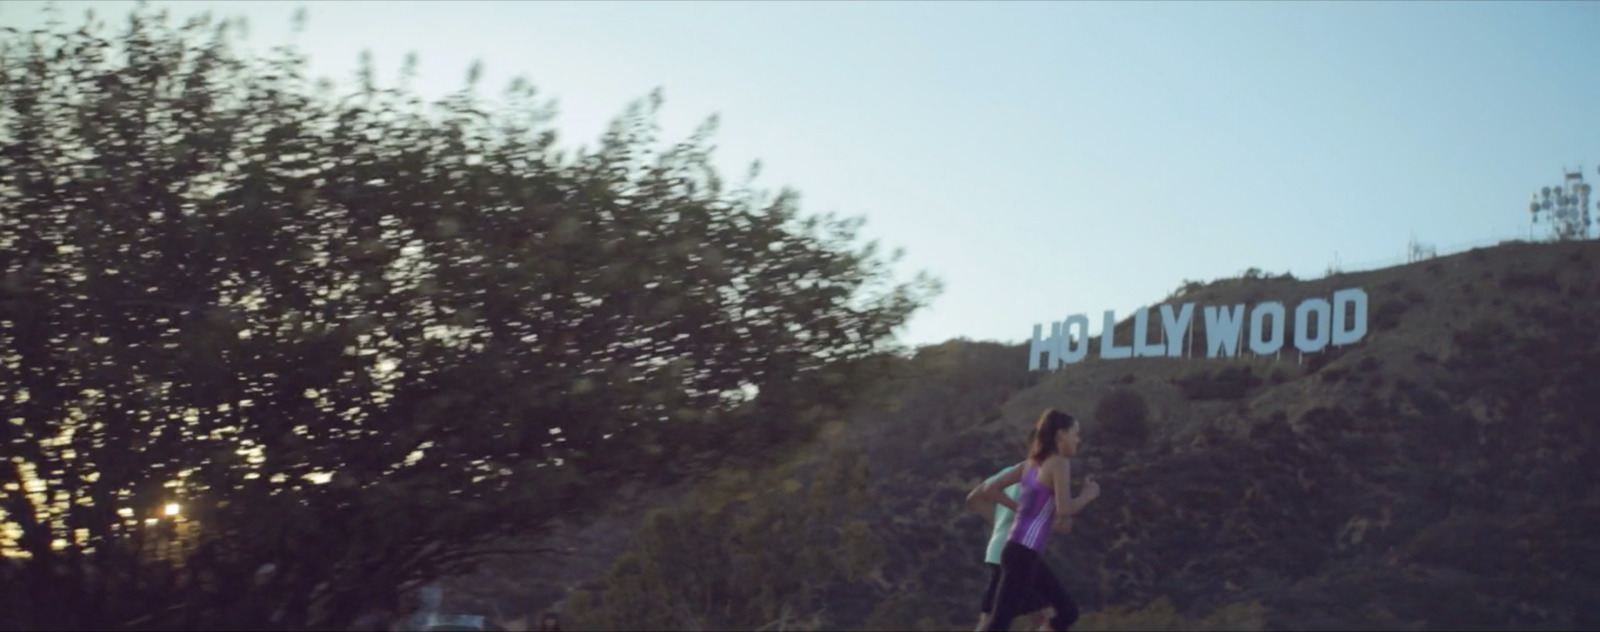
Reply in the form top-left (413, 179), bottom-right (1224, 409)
top-left (549, 239), bottom-right (1600, 631)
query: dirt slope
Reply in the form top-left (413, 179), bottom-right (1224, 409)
top-left (449, 238), bottom-right (1600, 631)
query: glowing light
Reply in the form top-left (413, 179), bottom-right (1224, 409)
top-left (164, 503), bottom-right (180, 517)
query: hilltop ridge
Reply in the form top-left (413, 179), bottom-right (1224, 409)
top-left (455, 238), bottom-right (1600, 631)
top-left (864, 237), bottom-right (1600, 630)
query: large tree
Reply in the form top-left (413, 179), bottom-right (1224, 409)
top-left (0, 5), bottom-right (938, 629)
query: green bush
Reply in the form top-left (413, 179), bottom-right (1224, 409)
top-left (1405, 515), bottom-right (1520, 576)
top-left (1075, 597), bottom-right (1266, 632)
top-left (1096, 388), bottom-right (1153, 448)
top-left (856, 593), bottom-right (950, 632)
top-left (1296, 406), bottom-right (1354, 438)
top-left (1169, 279), bottom-right (1207, 299)
top-left (1451, 320), bottom-right (1508, 359)
top-left (1500, 270), bottom-right (1561, 293)
top-left (1177, 366), bottom-right (1262, 401)
top-left (1354, 396), bottom-right (1385, 421)
top-left (562, 448), bottom-right (884, 631)
top-left (1372, 299), bottom-right (1408, 331)
top-left (1249, 416), bottom-right (1296, 443)
top-left (1304, 345), bottom-right (1348, 374)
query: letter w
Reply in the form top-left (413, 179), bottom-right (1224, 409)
top-left (1202, 304), bottom-right (1246, 358)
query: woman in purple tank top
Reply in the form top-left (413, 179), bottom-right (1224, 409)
top-left (971, 409), bottom-right (1101, 631)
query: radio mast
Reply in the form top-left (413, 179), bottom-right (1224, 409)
top-left (1528, 168), bottom-right (1594, 241)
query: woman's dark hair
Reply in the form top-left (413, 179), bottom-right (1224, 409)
top-left (1028, 408), bottom-right (1077, 464)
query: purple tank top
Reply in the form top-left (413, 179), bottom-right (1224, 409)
top-left (1006, 464), bottom-right (1057, 552)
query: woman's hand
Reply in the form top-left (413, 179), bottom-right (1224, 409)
top-left (1082, 475), bottom-right (1101, 502)
top-left (967, 482), bottom-right (997, 524)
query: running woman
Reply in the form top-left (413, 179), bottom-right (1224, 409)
top-left (972, 409), bottom-right (1100, 632)
top-left (968, 451), bottom-right (1052, 630)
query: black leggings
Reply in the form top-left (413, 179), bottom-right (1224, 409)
top-left (981, 562), bottom-right (1046, 615)
top-left (984, 541), bottom-right (1079, 631)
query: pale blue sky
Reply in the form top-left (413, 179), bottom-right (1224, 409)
top-left (5, 1), bottom-right (1599, 347)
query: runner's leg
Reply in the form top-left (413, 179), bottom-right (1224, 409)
top-left (1026, 560), bottom-right (1079, 631)
top-left (976, 562), bottom-right (1003, 631)
top-left (983, 543), bottom-right (1038, 632)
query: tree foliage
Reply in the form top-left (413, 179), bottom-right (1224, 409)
top-left (0, 6), bottom-right (937, 629)
top-left (561, 446), bottom-right (885, 632)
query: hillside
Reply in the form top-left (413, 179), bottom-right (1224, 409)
top-left (457, 238), bottom-right (1600, 631)
top-left (865, 238), bottom-right (1600, 631)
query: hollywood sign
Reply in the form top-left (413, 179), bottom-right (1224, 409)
top-left (1028, 287), bottom-right (1369, 371)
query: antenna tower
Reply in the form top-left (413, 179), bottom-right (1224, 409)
top-left (1528, 167), bottom-right (1594, 241)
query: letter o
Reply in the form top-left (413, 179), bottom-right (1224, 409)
top-left (1294, 298), bottom-right (1332, 354)
top-left (1249, 301), bottom-right (1286, 356)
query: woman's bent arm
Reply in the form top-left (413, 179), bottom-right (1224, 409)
top-left (967, 462), bottom-right (1025, 514)
top-left (1051, 457), bottom-right (1097, 518)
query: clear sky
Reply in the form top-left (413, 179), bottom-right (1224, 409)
top-left (5, 1), bottom-right (1598, 348)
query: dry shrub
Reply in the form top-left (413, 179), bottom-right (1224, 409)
top-left (1075, 597), bottom-right (1267, 632)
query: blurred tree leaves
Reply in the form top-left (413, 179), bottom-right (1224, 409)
top-left (0, 6), bottom-right (937, 630)
top-left (563, 447), bottom-right (885, 631)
